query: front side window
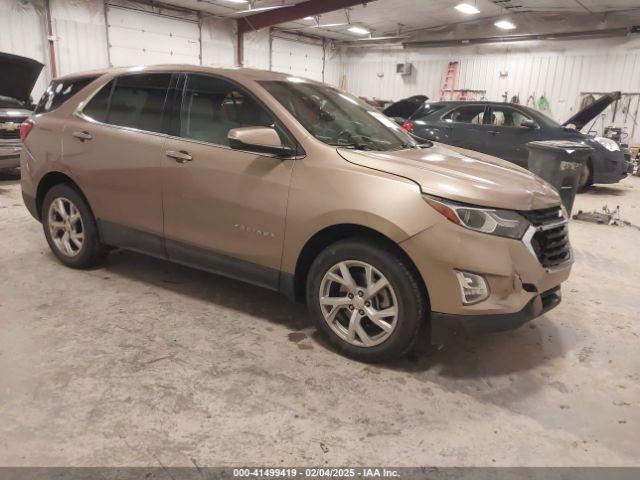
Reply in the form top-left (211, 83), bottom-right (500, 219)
top-left (180, 74), bottom-right (280, 147)
top-left (443, 105), bottom-right (486, 124)
top-left (35, 76), bottom-right (98, 114)
top-left (260, 80), bottom-right (417, 151)
top-left (82, 73), bottom-right (171, 133)
top-left (489, 107), bottom-right (534, 127)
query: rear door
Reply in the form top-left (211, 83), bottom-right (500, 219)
top-left (485, 105), bottom-right (541, 167)
top-left (63, 72), bottom-right (173, 255)
top-left (441, 104), bottom-right (489, 151)
top-left (160, 73), bottom-right (296, 289)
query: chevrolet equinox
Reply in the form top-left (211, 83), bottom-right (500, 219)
top-left (20, 66), bottom-right (572, 362)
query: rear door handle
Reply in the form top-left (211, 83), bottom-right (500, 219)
top-left (73, 131), bottom-right (92, 141)
top-left (166, 150), bottom-right (193, 163)
top-left (487, 130), bottom-right (500, 135)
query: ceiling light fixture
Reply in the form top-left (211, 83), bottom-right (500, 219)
top-left (309, 23), bottom-right (347, 28)
top-left (225, 0), bottom-right (248, 3)
top-left (494, 20), bottom-right (516, 30)
top-left (226, 5), bottom-right (287, 16)
top-left (303, 16), bottom-right (314, 20)
top-left (347, 25), bottom-right (370, 35)
top-left (454, 3), bottom-right (480, 15)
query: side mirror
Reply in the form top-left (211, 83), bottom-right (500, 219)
top-left (228, 127), bottom-right (296, 157)
top-left (520, 119), bottom-right (538, 129)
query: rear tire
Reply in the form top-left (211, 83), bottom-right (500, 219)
top-left (306, 238), bottom-right (427, 362)
top-left (42, 184), bottom-right (107, 269)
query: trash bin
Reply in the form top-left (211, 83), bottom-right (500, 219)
top-left (526, 140), bottom-right (593, 215)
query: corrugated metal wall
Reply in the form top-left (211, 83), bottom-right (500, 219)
top-left (0, 0), bottom-right (49, 101)
top-left (340, 37), bottom-right (640, 144)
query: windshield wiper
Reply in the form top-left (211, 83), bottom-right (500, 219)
top-left (333, 142), bottom-right (375, 151)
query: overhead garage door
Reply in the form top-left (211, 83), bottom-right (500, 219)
top-left (271, 37), bottom-right (324, 82)
top-left (106, 6), bottom-right (200, 67)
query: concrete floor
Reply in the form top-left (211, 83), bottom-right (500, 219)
top-left (0, 170), bottom-right (638, 467)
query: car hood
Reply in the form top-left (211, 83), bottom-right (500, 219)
top-left (0, 52), bottom-right (44, 104)
top-left (562, 91), bottom-right (621, 130)
top-left (338, 143), bottom-right (561, 211)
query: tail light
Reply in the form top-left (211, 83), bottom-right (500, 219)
top-left (20, 119), bottom-right (34, 141)
top-left (402, 121), bottom-right (414, 133)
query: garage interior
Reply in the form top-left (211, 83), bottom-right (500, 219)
top-left (1, 0), bottom-right (639, 471)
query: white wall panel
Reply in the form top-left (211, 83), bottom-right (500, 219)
top-left (340, 37), bottom-right (640, 144)
top-left (271, 36), bottom-right (324, 82)
top-left (201, 16), bottom-right (235, 68)
top-left (51, 0), bottom-right (108, 76)
top-left (244, 29), bottom-right (270, 70)
top-left (106, 5), bottom-right (200, 66)
top-left (0, 0), bottom-right (48, 101)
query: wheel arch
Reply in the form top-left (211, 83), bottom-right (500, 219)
top-left (36, 171), bottom-right (92, 221)
top-left (290, 223), bottom-right (429, 306)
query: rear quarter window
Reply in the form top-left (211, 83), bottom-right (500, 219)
top-left (34, 76), bottom-right (98, 114)
top-left (412, 104), bottom-right (446, 121)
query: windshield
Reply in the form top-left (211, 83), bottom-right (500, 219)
top-left (260, 79), bottom-right (418, 151)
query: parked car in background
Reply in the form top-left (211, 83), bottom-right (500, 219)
top-left (402, 93), bottom-right (629, 190)
top-left (21, 66), bottom-right (571, 361)
top-left (382, 95), bottom-right (428, 124)
top-left (0, 52), bottom-right (43, 172)
top-left (359, 96), bottom-right (393, 110)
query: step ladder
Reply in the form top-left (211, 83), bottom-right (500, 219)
top-left (440, 61), bottom-right (459, 101)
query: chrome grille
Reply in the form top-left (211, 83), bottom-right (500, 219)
top-left (521, 207), bottom-right (571, 268)
top-left (0, 117), bottom-right (26, 140)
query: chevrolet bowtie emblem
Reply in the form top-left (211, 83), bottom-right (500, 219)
top-left (1, 122), bottom-right (18, 131)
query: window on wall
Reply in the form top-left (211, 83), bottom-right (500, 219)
top-left (180, 74), bottom-right (280, 147)
top-left (489, 107), bottom-right (534, 127)
top-left (443, 105), bottom-right (486, 124)
top-left (82, 73), bottom-right (172, 134)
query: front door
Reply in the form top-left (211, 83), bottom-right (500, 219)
top-left (62, 72), bottom-right (173, 255)
top-left (161, 73), bottom-right (296, 289)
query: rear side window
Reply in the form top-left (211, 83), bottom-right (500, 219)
top-left (443, 105), bottom-right (486, 124)
top-left (83, 81), bottom-right (113, 123)
top-left (82, 73), bottom-right (172, 134)
top-left (34, 76), bottom-right (98, 113)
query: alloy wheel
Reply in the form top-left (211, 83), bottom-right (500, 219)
top-left (319, 260), bottom-right (398, 347)
top-left (48, 197), bottom-right (85, 257)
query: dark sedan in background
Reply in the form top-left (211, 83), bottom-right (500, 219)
top-left (401, 94), bottom-right (629, 190)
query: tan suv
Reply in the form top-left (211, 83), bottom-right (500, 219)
top-left (20, 66), bottom-right (572, 362)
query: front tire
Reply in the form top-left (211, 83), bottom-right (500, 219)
top-left (306, 238), bottom-right (427, 362)
top-left (42, 184), bottom-right (107, 268)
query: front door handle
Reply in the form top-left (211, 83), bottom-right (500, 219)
top-left (73, 131), bottom-right (92, 142)
top-left (166, 150), bottom-right (193, 163)
top-left (487, 130), bottom-right (500, 135)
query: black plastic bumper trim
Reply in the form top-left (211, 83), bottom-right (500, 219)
top-left (430, 287), bottom-right (561, 345)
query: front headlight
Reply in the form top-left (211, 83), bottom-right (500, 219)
top-left (423, 195), bottom-right (530, 239)
top-left (593, 136), bottom-right (620, 152)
